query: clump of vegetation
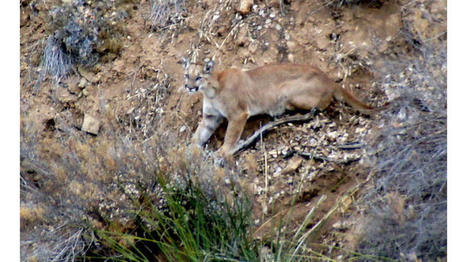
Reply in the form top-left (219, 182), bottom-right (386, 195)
top-left (148, 0), bottom-right (186, 29)
top-left (358, 31), bottom-right (447, 261)
top-left (90, 173), bottom-right (345, 261)
top-left (20, 84), bottom-right (180, 261)
top-left (122, 70), bottom-right (172, 139)
top-left (20, 88), bottom-right (247, 261)
top-left (21, 104), bottom-right (342, 261)
top-left (20, 118), bottom-right (326, 261)
top-left (42, 0), bottom-right (127, 80)
top-left (94, 175), bottom-right (257, 261)
top-left (42, 31), bottom-right (75, 81)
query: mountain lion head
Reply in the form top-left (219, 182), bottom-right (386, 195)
top-left (181, 57), bottom-right (215, 93)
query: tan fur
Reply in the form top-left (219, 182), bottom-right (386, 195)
top-left (183, 60), bottom-right (373, 157)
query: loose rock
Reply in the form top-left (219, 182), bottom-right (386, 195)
top-left (82, 114), bottom-right (100, 135)
top-left (78, 78), bottom-right (88, 89)
top-left (238, 0), bottom-right (254, 15)
top-left (281, 155), bottom-right (303, 175)
top-left (56, 87), bottom-right (78, 103)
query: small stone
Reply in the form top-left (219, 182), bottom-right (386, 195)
top-left (78, 66), bottom-right (98, 83)
top-left (268, 150), bottom-right (278, 158)
top-left (286, 41), bottom-right (296, 50)
top-left (332, 221), bottom-right (343, 229)
top-left (281, 155), bottom-right (303, 175)
top-left (327, 131), bottom-right (339, 140)
top-left (126, 107), bottom-right (135, 114)
top-left (56, 86), bottom-right (78, 103)
top-left (82, 114), bottom-right (100, 135)
top-left (237, 0), bottom-right (254, 15)
top-left (78, 78), bottom-right (88, 89)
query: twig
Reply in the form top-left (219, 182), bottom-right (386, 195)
top-left (262, 129), bottom-right (269, 217)
top-left (336, 142), bottom-right (363, 150)
top-left (262, 127), bottom-right (268, 194)
top-left (231, 112), bottom-right (315, 155)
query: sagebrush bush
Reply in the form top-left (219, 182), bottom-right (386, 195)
top-left (42, 0), bottom-right (126, 80)
top-left (20, 97), bottom-right (245, 261)
top-left (42, 31), bottom-right (74, 81)
top-left (358, 32), bottom-right (447, 261)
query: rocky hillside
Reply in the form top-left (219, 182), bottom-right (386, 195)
top-left (20, 0), bottom-right (446, 261)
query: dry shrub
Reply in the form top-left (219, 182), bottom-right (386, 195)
top-left (357, 19), bottom-right (446, 261)
top-left (42, 0), bottom-right (127, 81)
top-left (20, 103), bottom-right (241, 261)
top-left (148, 0), bottom-right (186, 29)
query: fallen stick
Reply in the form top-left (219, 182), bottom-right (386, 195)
top-left (231, 112), bottom-right (316, 155)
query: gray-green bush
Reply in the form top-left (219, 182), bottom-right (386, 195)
top-left (358, 37), bottom-right (446, 261)
top-left (42, 0), bottom-right (125, 81)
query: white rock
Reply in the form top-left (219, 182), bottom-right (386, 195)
top-left (238, 0), bottom-right (254, 15)
top-left (82, 114), bottom-right (100, 135)
top-left (78, 78), bottom-right (88, 89)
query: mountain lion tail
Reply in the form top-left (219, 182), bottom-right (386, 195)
top-left (334, 86), bottom-right (373, 114)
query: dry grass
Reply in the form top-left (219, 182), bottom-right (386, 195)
top-left (41, 1), bottom-right (126, 81)
top-left (148, 0), bottom-right (186, 30)
top-left (357, 16), bottom-right (446, 261)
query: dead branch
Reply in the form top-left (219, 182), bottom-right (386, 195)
top-left (231, 112), bottom-right (315, 155)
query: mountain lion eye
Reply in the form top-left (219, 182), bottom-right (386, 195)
top-left (185, 74), bottom-right (190, 79)
top-left (195, 76), bottom-right (202, 81)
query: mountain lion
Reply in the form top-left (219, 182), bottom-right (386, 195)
top-left (182, 58), bottom-right (373, 157)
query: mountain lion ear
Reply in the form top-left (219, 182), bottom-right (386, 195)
top-left (181, 56), bottom-right (190, 69)
top-left (203, 59), bottom-right (215, 74)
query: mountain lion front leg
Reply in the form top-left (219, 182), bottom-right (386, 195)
top-left (192, 113), bottom-right (223, 147)
top-left (217, 112), bottom-right (249, 157)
